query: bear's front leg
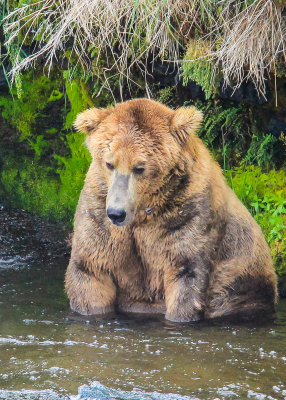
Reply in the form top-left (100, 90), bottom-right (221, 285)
top-left (164, 257), bottom-right (209, 322)
top-left (65, 257), bottom-right (116, 316)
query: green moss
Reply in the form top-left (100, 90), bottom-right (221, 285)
top-left (46, 128), bottom-right (58, 135)
top-left (53, 76), bottom-right (93, 216)
top-left (0, 152), bottom-right (69, 222)
top-left (182, 40), bottom-right (220, 100)
top-left (48, 89), bottom-right (64, 102)
top-left (64, 78), bottom-right (93, 128)
top-left (0, 71), bottom-right (93, 224)
top-left (0, 71), bottom-right (61, 142)
top-left (0, 134), bottom-right (91, 225)
top-left (55, 133), bottom-right (91, 217)
top-left (28, 135), bottom-right (49, 158)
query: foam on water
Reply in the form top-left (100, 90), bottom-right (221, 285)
top-left (0, 336), bottom-right (95, 347)
top-left (0, 382), bottom-right (199, 400)
top-left (0, 389), bottom-right (66, 400)
top-left (73, 381), bottom-right (199, 400)
top-left (0, 256), bottom-right (27, 269)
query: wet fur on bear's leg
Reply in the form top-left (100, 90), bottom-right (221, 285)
top-left (65, 257), bottom-right (116, 316)
top-left (164, 255), bottom-right (210, 322)
top-left (206, 273), bottom-right (277, 321)
top-left (206, 214), bottom-right (278, 321)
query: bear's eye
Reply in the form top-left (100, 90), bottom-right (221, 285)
top-left (106, 162), bottom-right (115, 170)
top-left (133, 167), bottom-right (145, 175)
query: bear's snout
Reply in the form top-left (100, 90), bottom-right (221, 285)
top-left (106, 171), bottom-right (135, 226)
top-left (107, 207), bottom-right (126, 225)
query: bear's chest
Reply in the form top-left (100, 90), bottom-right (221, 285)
top-left (132, 225), bottom-right (169, 272)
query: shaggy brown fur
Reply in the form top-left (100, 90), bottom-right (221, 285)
top-left (65, 99), bottom-right (277, 322)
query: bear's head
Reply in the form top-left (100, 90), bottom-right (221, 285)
top-left (74, 99), bottom-right (203, 226)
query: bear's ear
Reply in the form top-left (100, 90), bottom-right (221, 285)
top-left (74, 107), bottom-right (112, 134)
top-left (170, 106), bottom-right (203, 145)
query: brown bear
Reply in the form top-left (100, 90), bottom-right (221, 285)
top-left (65, 98), bottom-right (277, 322)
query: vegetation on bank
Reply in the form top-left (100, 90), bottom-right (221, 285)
top-left (2, 0), bottom-right (285, 98)
top-left (0, 1), bottom-right (285, 279)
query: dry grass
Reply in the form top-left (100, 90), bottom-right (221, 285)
top-left (3, 0), bottom-right (199, 94)
top-left (212, 0), bottom-right (286, 98)
top-left (2, 0), bottom-right (286, 97)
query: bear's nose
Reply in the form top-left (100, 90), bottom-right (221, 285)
top-left (107, 208), bottom-right (126, 224)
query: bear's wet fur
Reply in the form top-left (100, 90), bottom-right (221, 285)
top-left (65, 99), bottom-right (277, 322)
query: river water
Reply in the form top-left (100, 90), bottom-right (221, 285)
top-left (0, 207), bottom-right (286, 400)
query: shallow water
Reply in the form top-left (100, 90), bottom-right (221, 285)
top-left (0, 207), bottom-right (286, 400)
